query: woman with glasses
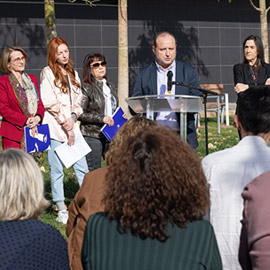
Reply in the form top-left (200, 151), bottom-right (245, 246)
top-left (79, 53), bottom-right (119, 172)
top-left (0, 47), bottom-right (44, 150)
top-left (40, 37), bottom-right (88, 224)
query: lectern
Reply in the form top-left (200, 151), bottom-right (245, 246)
top-left (126, 95), bottom-right (203, 141)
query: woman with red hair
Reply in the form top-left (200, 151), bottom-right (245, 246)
top-left (40, 37), bottom-right (88, 224)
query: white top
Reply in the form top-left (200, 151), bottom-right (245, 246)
top-left (40, 66), bottom-right (83, 142)
top-left (202, 136), bottom-right (270, 270)
top-left (155, 60), bottom-right (178, 130)
top-left (102, 78), bottom-right (112, 117)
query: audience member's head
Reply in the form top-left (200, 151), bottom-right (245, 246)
top-left (0, 149), bottom-right (49, 221)
top-left (105, 115), bottom-right (157, 165)
top-left (103, 125), bottom-right (210, 242)
top-left (236, 86), bottom-right (270, 136)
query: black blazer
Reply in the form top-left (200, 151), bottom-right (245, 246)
top-left (132, 60), bottom-right (201, 149)
top-left (233, 63), bottom-right (270, 86)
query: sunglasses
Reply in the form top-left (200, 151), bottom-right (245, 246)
top-left (91, 61), bottom-right (107, 69)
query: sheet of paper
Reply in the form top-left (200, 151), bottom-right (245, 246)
top-left (55, 130), bottom-right (91, 168)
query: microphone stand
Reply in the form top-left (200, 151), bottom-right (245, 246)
top-left (172, 81), bottom-right (218, 155)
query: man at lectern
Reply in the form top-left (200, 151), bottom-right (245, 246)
top-left (132, 32), bottom-right (201, 149)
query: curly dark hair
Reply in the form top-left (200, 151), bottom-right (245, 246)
top-left (103, 125), bottom-right (210, 242)
top-left (105, 115), bottom-right (157, 165)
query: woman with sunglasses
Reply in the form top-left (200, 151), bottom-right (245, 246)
top-left (40, 37), bottom-right (88, 224)
top-left (79, 53), bottom-right (118, 172)
top-left (0, 47), bottom-right (44, 150)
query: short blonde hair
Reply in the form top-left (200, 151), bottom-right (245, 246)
top-left (0, 149), bottom-right (50, 221)
top-left (0, 46), bottom-right (28, 73)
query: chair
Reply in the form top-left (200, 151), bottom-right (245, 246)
top-left (199, 84), bottom-right (229, 133)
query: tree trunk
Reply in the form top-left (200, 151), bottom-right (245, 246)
top-left (44, 0), bottom-right (57, 45)
top-left (259, 0), bottom-right (269, 63)
top-left (118, 0), bottom-right (129, 113)
top-left (249, 0), bottom-right (269, 62)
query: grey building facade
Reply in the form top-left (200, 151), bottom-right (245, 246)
top-left (0, 0), bottom-right (265, 102)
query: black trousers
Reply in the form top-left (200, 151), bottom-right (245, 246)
top-left (83, 135), bottom-right (109, 172)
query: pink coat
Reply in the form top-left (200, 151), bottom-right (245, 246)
top-left (239, 171), bottom-right (270, 270)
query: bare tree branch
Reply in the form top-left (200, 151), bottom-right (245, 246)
top-left (67, 0), bottom-right (101, 7)
top-left (249, 0), bottom-right (261, 11)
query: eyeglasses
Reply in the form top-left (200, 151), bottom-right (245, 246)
top-left (91, 61), bottom-right (107, 69)
top-left (12, 56), bottom-right (25, 63)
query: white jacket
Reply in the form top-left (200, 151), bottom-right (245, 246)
top-left (40, 66), bottom-right (83, 142)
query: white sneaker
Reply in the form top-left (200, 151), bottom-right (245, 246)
top-left (56, 209), bottom-right (68, 225)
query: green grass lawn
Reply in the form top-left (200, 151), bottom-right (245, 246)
top-left (35, 116), bottom-right (239, 237)
top-left (38, 152), bottom-right (80, 238)
top-left (197, 116), bottom-right (239, 157)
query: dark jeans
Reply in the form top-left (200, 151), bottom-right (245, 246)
top-left (84, 136), bottom-right (109, 172)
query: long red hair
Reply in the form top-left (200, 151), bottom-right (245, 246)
top-left (47, 37), bottom-right (80, 94)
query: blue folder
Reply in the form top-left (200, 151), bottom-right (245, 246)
top-left (24, 124), bottom-right (51, 153)
top-left (101, 107), bottom-right (127, 141)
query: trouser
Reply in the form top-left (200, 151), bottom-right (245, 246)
top-left (83, 136), bottom-right (110, 172)
top-left (47, 139), bottom-right (89, 202)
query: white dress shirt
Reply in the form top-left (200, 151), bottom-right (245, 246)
top-left (202, 136), bottom-right (270, 270)
top-left (155, 60), bottom-right (179, 130)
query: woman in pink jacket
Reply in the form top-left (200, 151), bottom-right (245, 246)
top-left (40, 37), bottom-right (88, 225)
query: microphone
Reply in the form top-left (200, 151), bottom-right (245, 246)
top-left (167, 71), bottom-right (173, 93)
